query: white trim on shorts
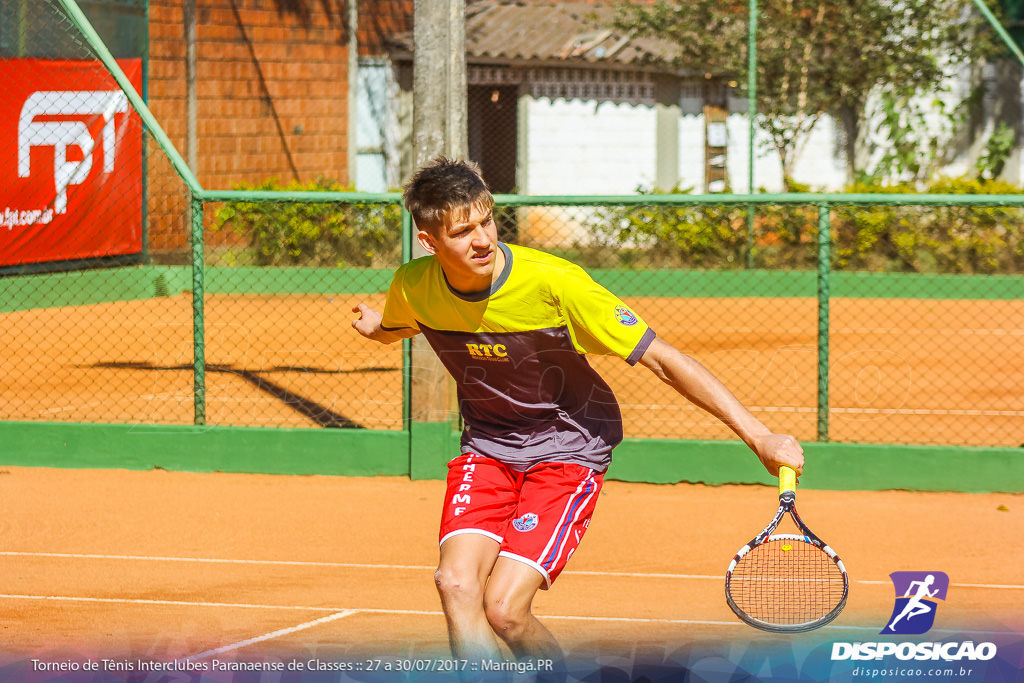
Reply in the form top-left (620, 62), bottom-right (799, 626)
top-left (439, 528), bottom-right (503, 547)
top-left (536, 469), bottom-right (598, 575)
top-left (498, 550), bottom-right (553, 589)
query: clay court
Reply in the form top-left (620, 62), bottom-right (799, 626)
top-left (3, 292), bottom-right (1022, 446)
top-left (2, 468), bottom-right (1023, 663)
top-left (2, 292), bottom-right (1023, 678)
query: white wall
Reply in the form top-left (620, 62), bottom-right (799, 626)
top-left (678, 111), bottom-right (849, 194)
top-left (523, 97), bottom-right (657, 195)
top-left (382, 67), bottom-right (1007, 199)
top-left (522, 92), bottom-right (850, 196)
top-left (676, 114), bottom-right (705, 192)
top-left (725, 113), bottom-right (848, 193)
top-left (356, 59), bottom-right (407, 192)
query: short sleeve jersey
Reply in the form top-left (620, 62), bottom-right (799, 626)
top-left (381, 242), bottom-right (656, 472)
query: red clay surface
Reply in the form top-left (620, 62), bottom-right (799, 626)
top-left (2, 467), bottom-right (1022, 665)
top-left (2, 293), bottom-right (1022, 446)
top-left (2, 292), bottom-right (1022, 675)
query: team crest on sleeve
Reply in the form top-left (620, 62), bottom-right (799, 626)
top-left (614, 305), bottom-right (638, 326)
top-left (513, 512), bottom-right (539, 532)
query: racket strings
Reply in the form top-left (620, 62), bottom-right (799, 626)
top-left (729, 537), bottom-right (845, 625)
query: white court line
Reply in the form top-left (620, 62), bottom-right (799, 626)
top-left (4, 551), bottom-right (1023, 590)
top-left (743, 406), bottom-right (1024, 418)
top-left (0, 551), bottom-right (431, 572)
top-left (0, 593), bottom-right (1017, 637)
top-left (180, 610), bottom-right (357, 662)
top-left (0, 593), bottom-right (339, 612)
top-left (621, 405), bottom-right (1024, 418)
top-left (687, 327), bottom-right (1024, 337)
top-left (834, 328), bottom-right (1024, 337)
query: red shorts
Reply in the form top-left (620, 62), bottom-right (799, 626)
top-left (439, 453), bottom-right (604, 588)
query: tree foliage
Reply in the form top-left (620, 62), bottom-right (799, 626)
top-left (611, 0), bottom-right (1002, 187)
top-left (211, 177), bottom-right (402, 268)
top-left (581, 177), bottom-right (1024, 274)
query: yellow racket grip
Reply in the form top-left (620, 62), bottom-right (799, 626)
top-left (778, 465), bottom-right (797, 494)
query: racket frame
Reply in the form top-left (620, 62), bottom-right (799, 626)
top-left (724, 482), bottom-right (849, 633)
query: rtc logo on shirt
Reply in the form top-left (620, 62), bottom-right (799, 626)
top-left (465, 342), bottom-right (509, 360)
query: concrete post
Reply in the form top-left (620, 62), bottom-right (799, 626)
top-left (409, 0), bottom-right (467, 477)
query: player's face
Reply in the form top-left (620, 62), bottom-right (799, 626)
top-left (418, 203), bottom-right (503, 295)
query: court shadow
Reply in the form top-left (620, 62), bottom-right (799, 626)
top-left (88, 361), bottom-right (380, 429)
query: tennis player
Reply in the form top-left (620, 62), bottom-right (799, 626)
top-left (352, 157), bottom-right (805, 665)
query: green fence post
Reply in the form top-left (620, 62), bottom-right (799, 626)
top-left (191, 195), bottom-right (206, 426)
top-left (17, 0), bottom-right (28, 55)
top-left (971, 0), bottom-right (1024, 68)
top-left (401, 207), bottom-right (413, 433)
top-left (816, 203), bottom-right (831, 442)
top-left (746, 0), bottom-right (758, 268)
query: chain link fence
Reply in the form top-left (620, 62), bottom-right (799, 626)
top-left (198, 193), bottom-right (406, 431)
top-left (493, 198), bottom-right (1024, 448)
top-left (1, 0), bottom-right (199, 427)
top-left (2, 0), bottom-right (1023, 453)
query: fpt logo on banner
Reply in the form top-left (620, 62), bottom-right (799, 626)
top-left (1, 59), bottom-right (143, 267)
top-left (19, 90), bottom-right (128, 215)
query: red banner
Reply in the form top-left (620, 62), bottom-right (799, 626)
top-left (0, 59), bottom-right (143, 267)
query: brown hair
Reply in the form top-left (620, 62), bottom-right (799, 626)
top-left (402, 157), bottom-right (494, 233)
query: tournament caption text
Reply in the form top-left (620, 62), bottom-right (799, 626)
top-left (30, 657), bottom-right (556, 675)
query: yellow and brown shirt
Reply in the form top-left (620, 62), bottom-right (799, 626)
top-left (382, 242), bottom-right (656, 472)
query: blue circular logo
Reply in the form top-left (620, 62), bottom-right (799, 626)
top-left (513, 513), bottom-right (539, 533)
top-left (614, 305), bottom-right (638, 326)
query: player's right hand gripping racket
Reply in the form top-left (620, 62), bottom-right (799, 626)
top-left (725, 466), bottom-right (848, 632)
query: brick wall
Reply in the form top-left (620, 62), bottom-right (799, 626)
top-left (358, 0), bottom-right (412, 57)
top-left (147, 0), bottom-right (351, 252)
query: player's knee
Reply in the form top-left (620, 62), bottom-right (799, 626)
top-left (434, 567), bottom-right (484, 605)
top-left (484, 596), bottom-right (529, 640)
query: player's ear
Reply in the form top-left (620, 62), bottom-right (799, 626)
top-left (416, 229), bottom-right (437, 255)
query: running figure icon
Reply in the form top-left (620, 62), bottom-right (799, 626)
top-left (881, 571), bottom-right (950, 635)
top-left (888, 574), bottom-right (939, 630)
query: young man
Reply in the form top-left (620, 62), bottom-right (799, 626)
top-left (352, 157), bottom-right (804, 663)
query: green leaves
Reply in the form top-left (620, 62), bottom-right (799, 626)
top-left (976, 121), bottom-right (1017, 180)
top-left (610, 0), bottom-right (1004, 185)
top-left (833, 177), bottom-right (1024, 273)
top-left (210, 177), bottom-right (402, 268)
top-left (584, 178), bottom-right (1024, 274)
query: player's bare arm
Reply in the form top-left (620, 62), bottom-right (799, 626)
top-left (638, 337), bottom-right (804, 476)
top-left (351, 303), bottom-right (419, 344)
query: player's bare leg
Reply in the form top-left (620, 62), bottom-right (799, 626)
top-left (435, 533), bottom-right (503, 661)
top-left (484, 557), bottom-right (563, 662)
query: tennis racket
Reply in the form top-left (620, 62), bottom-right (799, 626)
top-left (725, 465), bottom-right (848, 632)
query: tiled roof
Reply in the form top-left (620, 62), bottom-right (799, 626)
top-left (386, 0), bottom-right (680, 69)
